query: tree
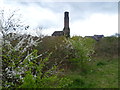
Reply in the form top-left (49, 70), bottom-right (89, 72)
top-left (0, 9), bottom-right (29, 38)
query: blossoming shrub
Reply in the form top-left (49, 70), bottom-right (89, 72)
top-left (2, 33), bottom-right (96, 88)
top-left (2, 34), bottom-right (72, 88)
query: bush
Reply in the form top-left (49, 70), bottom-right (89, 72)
top-left (69, 36), bottom-right (95, 73)
top-left (2, 34), bottom-right (72, 88)
top-left (2, 34), bottom-right (96, 88)
top-left (35, 36), bottom-right (73, 70)
top-left (35, 36), bottom-right (95, 73)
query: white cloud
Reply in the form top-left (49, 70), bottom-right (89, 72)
top-left (21, 5), bottom-right (59, 28)
top-left (0, 0), bottom-right (3, 5)
top-left (70, 13), bottom-right (118, 36)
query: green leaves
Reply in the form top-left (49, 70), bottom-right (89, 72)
top-left (69, 36), bottom-right (95, 73)
top-left (19, 52), bottom-right (72, 88)
top-left (70, 36), bottom-right (95, 62)
top-left (20, 71), bottom-right (36, 88)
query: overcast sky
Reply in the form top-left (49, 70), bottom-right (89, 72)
top-left (0, 0), bottom-right (118, 36)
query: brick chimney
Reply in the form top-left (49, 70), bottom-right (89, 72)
top-left (63, 11), bottom-right (70, 37)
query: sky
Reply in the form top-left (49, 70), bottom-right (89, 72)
top-left (0, 0), bottom-right (119, 37)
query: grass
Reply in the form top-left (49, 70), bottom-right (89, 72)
top-left (66, 58), bottom-right (118, 88)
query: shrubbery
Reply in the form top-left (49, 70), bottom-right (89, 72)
top-left (2, 33), bottom-right (118, 88)
top-left (69, 36), bottom-right (95, 72)
top-left (1, 34), bottom-right (73, 88)
top-left (94, 36), bottom-right (119, 58)
top-left (1, 33), bottom-right (96, 88)
top-left (35, 36), bottom-right (72, 69)
top-left (35, 36), bottom-right (95, 72)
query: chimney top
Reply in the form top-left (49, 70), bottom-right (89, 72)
top-left (65, 11), bottom-right (69, 13)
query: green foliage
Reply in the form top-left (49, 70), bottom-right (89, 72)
top-left (2, 34), bottom-right (73, 88)
top-left (35, 36), bottom-right (73, 70)
top-left (19, 51), bottom-right (72, 88)
top-left (20, 71), bottom-right (36, 88)
top-left (2, 33), bottom-right (118, 88)
top-left (70, 36), bottom-right (95, 61)
top-left (35, 36), bottom-right (95, 73)
top-left (69, 36), bottom-right (95, 72)
top-left (94, 36), bottom-right (118, 58)
top-left (20, 72), bottom-right (72, 88)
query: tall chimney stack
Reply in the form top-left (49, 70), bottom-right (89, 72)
top-left (63, 11), bottom-right (70, 37)
top-left (64, 12), bottom-right (69, 28)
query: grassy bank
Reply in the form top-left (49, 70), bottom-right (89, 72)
top-left (66, 58), bottom-right (118, 88)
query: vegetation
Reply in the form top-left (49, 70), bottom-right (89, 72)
top-left (0, 9), bottom-right (118, 88)
top-left (1, 33), bottom-right (118, 88)
top-left (93, 36), bottom-right (119, 58)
